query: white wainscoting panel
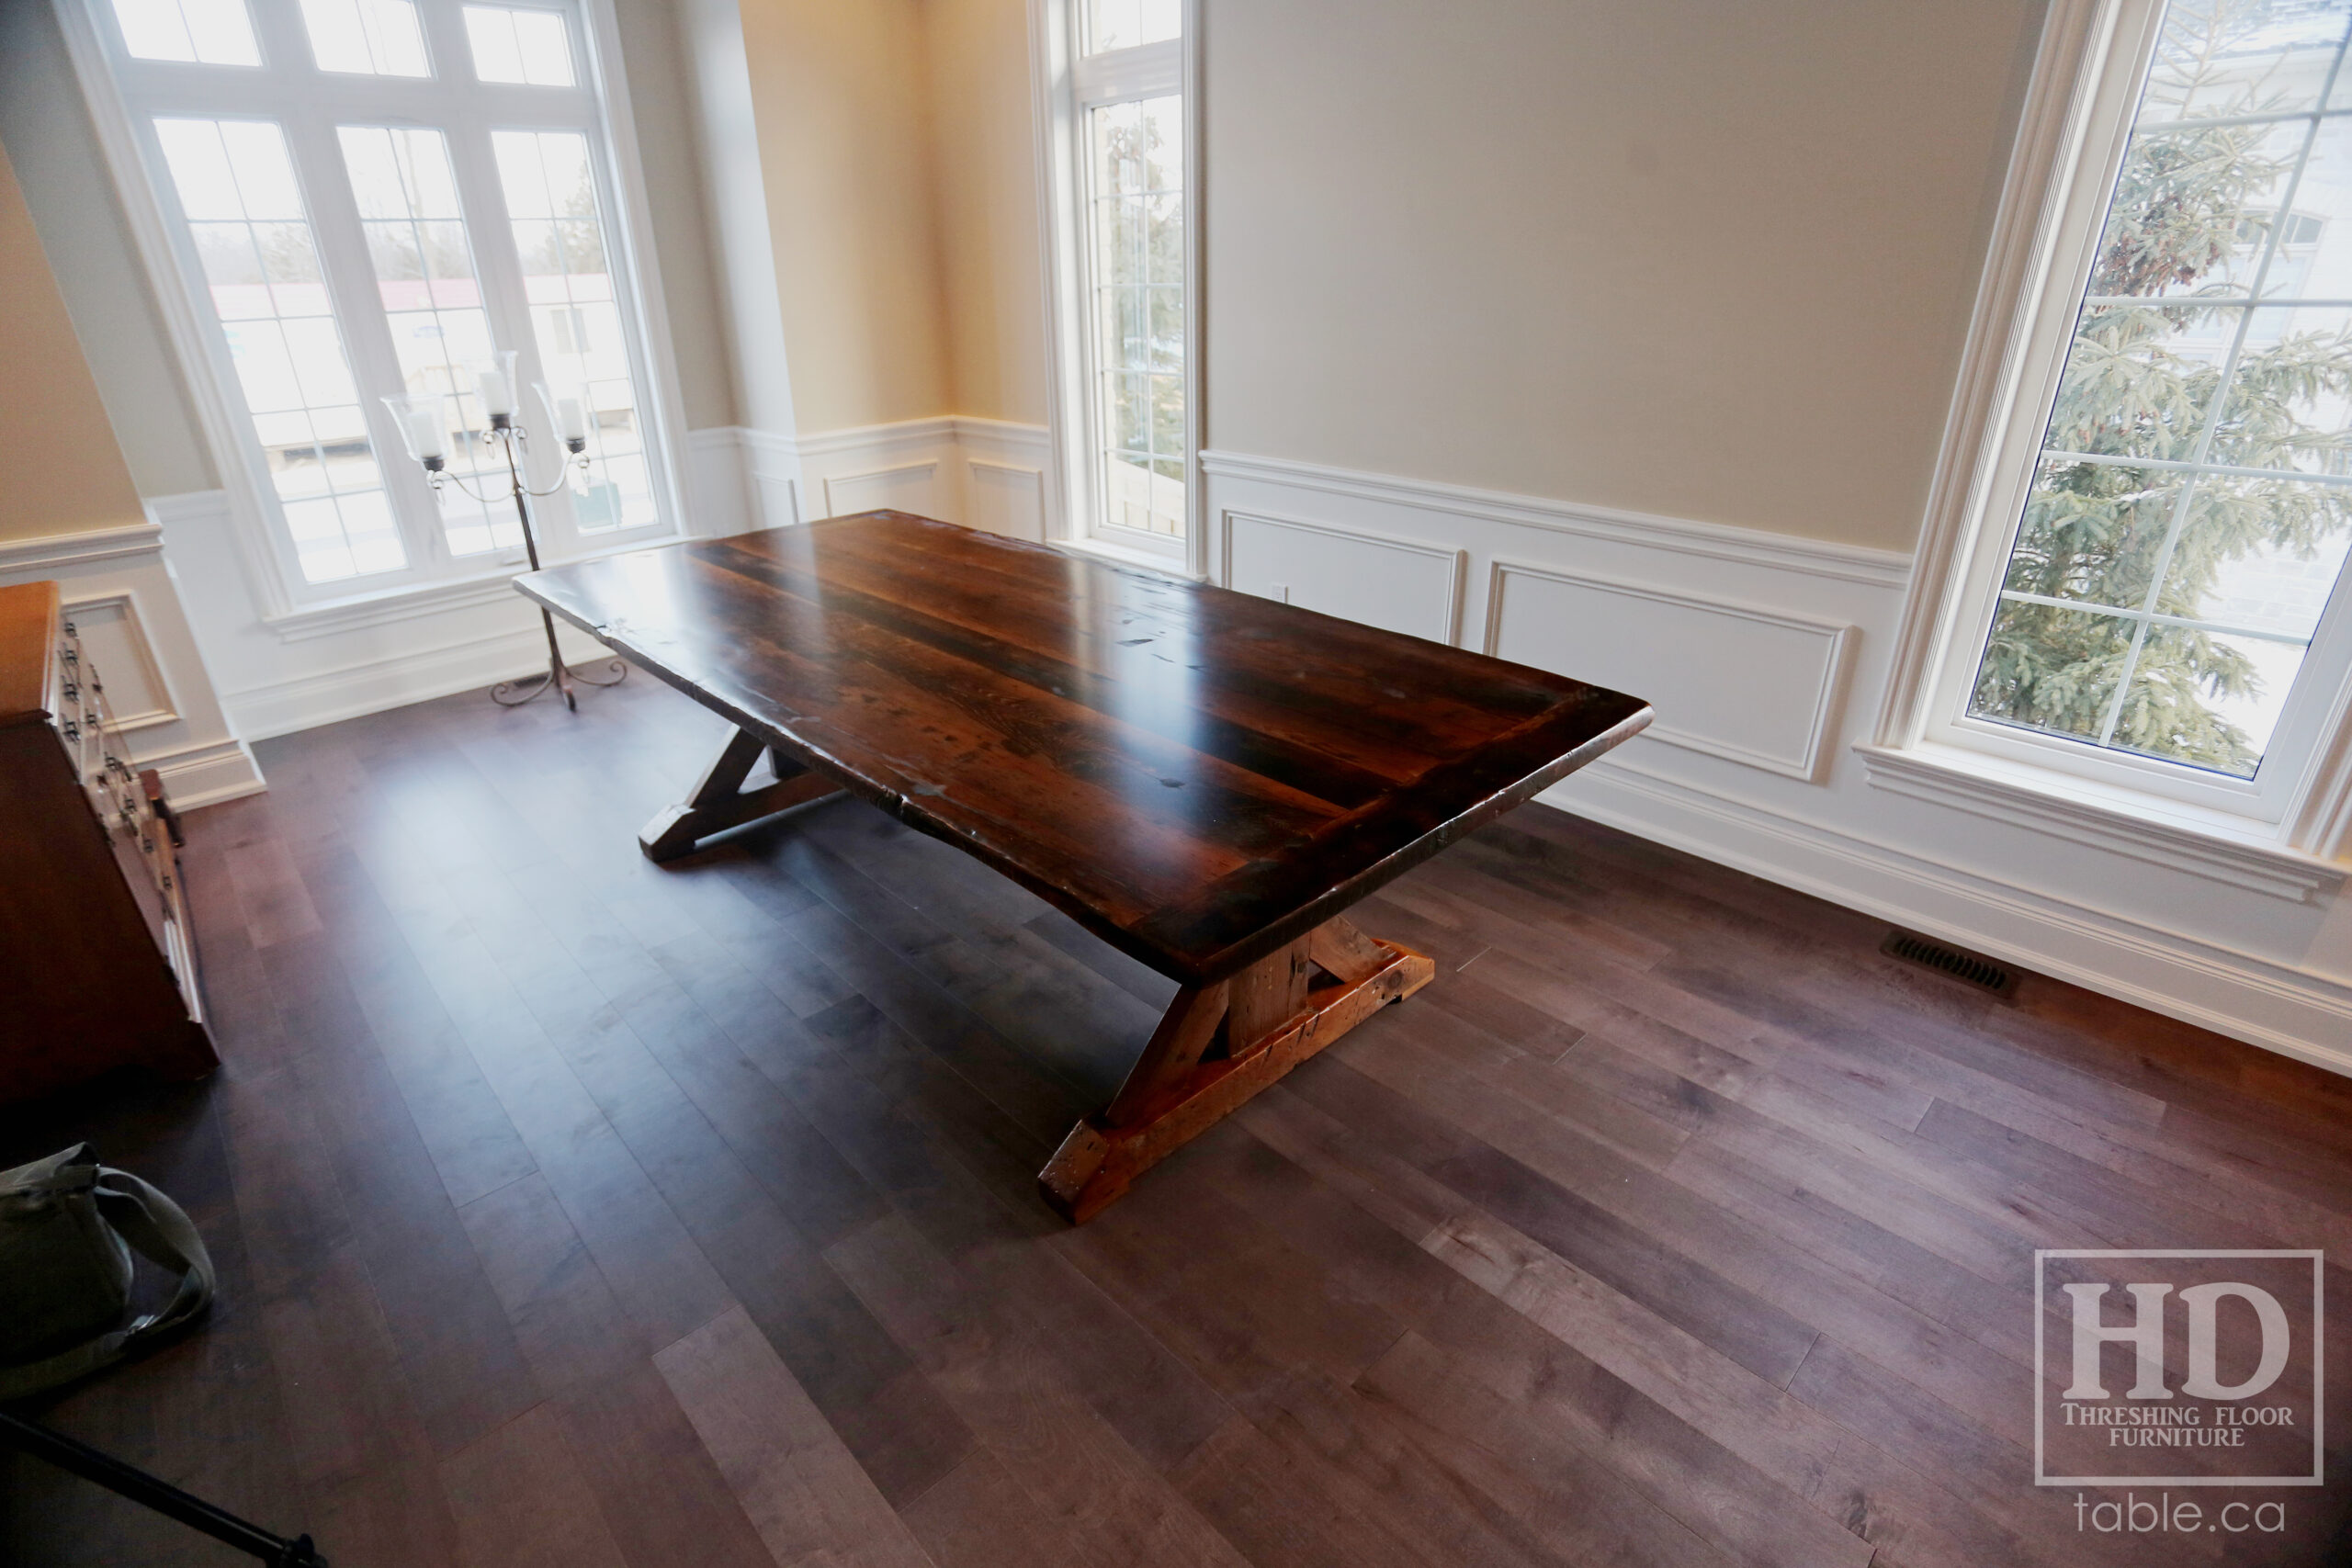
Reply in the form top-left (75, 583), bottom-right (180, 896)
top-left (1225, 510), bottom-right (1464, 644)
top-left (1487, 560), bottom-right (1855, 782)
top-left (824, 461), bottom-right (943, 521)
top-left (0, 513), bottom-right (263, 807)
top-left (59, 591), bottom-right (177, 730)
top-left (967, 460), bottom-right (1047, 542)
top-left (1198, 445), bottom-right (2352, 1079)
top-left (684, 426), bottom-right (759, 536)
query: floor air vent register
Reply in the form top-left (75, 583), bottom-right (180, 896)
top-left (1879, 930), bottom-right (2020, 1000)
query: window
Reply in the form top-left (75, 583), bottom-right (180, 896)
top-left (1914, 0), bottom-right (2352, 840)
top-left (1039, 0), bottom-right (1197, 565)
top-left (86, 0), bottom-right (676, 602)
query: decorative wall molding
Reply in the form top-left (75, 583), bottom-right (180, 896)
top-left (1549, 753), bottom-right (2352, 1079)
top-left (953, 416), bottom-right (1054, 458)
top-left (699, 417), bottom-right (1054, 539)
top-left (1855, 742), bottom-right (2346, 903)
top-left (263, 574), bottom-right (529, 643)
top-left (967, 459), bottom-right (1048, 543)
top-left (59, 590), bottom-right (178, 730)
top-left (824, 460), bottom-right (941, 519)
top-left (1222, 509), bottom-right (1465, 645)
top-left (220, 622), bottom-right (571, 741)
top-left (0, 501), bottom-right (265, 806)
top-left (794, 415), bottom-right (958, 459)
top-left (1201, 448), bottom-right (1916, 590)
top-left (0, 522), bottom-right (166, 570)
top-left (1200, 439), bottom-right (2352, 1076)
top-left (1487, 559), bottom-right (1856, 783)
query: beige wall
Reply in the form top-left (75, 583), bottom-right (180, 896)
top-left (740, 0), bottom-right (954, 433)
top-left (928, 0), bottom-right (1049, 425)
top-left (0, 141), bottom-right (147, 542)
top-left (1204, 0), bottom-right (2044, 552)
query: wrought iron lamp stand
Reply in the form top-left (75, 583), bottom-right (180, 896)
top-left (423, 415), bottom-right (627, 712)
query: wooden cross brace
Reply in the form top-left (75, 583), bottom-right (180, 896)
top-left (1039, 915), bottom-right (1435, 1223)
top-left (639, 727), bottom-right (844, 863)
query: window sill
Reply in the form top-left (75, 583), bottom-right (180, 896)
top-left (262, 532), bottom-right (675, 643)
top-left (1854, 741), bottom-right (2346, 904)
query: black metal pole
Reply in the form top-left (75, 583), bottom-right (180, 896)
top-left (499, 422), bottom-right (573, 710)
top-left (0, 1411), bottom-right (326, 1566)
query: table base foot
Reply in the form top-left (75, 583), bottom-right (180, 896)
top-left (641, 725), bottom-right (843, 862)
top-left (1040, 923), bottom-right (1434, 1223)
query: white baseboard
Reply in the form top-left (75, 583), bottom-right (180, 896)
top-left (221, 622), bottom-right (594, 740)
top-left (145, 736), bottom-right (267, 807)
top-left (1549, 757), bottom-right (2352, 1079)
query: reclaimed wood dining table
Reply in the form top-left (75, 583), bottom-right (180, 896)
top-left (516, 511), bottom-right (1652, 1221)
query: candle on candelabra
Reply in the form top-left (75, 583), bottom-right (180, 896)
top-left (537, 382), bottom-right (592, 452)
top-left (477, 348), bottom-right (522, 423)
top-left (383, 392), bottom-right (448, 466)
top-left (401, 401), bottom-right (445, 462)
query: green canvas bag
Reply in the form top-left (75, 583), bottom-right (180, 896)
top-left (0, 1144), bottom-right (214, 1400)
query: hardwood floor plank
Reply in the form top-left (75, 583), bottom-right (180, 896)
top-left (439, 1404), bottom-right (631, 1568)
top-left (654, 1305), bottom-right (940, 1568)
top-left (456, 1175), bottom-right (774, 1568)
top-left (825, 1213), bottom-right (1252, 1568)
top-left (899, 1448), bottom-right (1088, 1568)
top-left (1362, 1329), bottom-right (1844, 1568)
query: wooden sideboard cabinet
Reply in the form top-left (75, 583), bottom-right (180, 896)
top-left (0, 580), bottom-right (216, 1102)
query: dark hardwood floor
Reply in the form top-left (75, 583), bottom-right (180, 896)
top-left (4, 668), bottom-right (2347, 1566)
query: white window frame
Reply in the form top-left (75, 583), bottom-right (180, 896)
top-left (1871, 0), bottom-right (2352, 874)
top-left (1030, 0), bottom-right (1205, 578)
top-left (53, 0), bottom-right (694, 626)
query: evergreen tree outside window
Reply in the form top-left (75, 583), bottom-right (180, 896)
top-left (1971, 0), bottom-right (2352, 781)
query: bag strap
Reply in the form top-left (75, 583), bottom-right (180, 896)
top-left (0, 1166), bottom-right (215, 1402)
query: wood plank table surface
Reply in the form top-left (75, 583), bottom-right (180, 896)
top-left (519, 511), bottom-right (1650, 1217)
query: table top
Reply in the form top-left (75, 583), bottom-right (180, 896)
top-left (518, 513), bottom-right (1651, 984)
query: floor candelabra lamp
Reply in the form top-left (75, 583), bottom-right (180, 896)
top-left (386, 352), bottom-right (627, 711)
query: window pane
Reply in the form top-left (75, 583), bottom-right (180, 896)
top-left (2149, 474), bottom-right (2352, 636)
top-left (1086, 96), bottom-right (1183, 538)
top-left (1087, 0), bottom-right (1176, 53)
top-left (464, 6), bottom-right (574, 85)
top-left (1973, 599), bottom-right (2136, 745)
top-left (2109, 624), bottom-right (2298, 776)
top-left (1970, 2), bottom-right (2352, 777)
top-left (110, 0), bottom-right (259, 65)
top-left (155, 118), bottom-right (404, 584)
top-left (338, 125), bottom-right (516, 557)
top-left (2142, 0), bottom-right (2350, 119)
top-left (297, 0), bottom-right (428, 77)
top-left (491, 130), bottom-right (654, 531)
